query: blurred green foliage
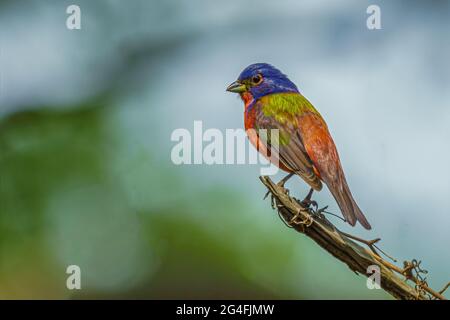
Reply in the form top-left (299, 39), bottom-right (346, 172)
top-left (0, 100), bottom-right (391, 299)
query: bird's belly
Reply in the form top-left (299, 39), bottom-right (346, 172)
top-left (245, 108), bottom-right (291, 172)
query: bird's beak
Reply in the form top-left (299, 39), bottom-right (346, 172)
top-left (226, 81), bottom-right (246, 93)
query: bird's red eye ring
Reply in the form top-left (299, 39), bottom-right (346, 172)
top-left (252, 74), bottom-right (263, 85)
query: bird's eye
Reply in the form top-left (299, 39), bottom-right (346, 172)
top-left (252, 74), bottom-right (262, 84)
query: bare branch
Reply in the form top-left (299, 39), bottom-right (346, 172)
top-left (260, 176), bottom-right (448, 300)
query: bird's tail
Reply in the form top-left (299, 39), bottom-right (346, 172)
top-left (327, 175), bottom-right (372, 230)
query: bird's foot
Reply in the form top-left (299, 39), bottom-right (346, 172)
top-left (289, 208), bottom-right (314, 227)
top-left (313, 206), bottom-right (348, 223)
top-left (299, 188), bottom-right (315, 208)
top-left (301, 198), bottom-right (318, 210)
top-left (314, 205), bottom-right (328, 217)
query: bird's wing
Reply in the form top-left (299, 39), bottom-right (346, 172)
top-left (297, 109), bottom-right (371, 229)
top-left (253, 97), bottom-right (323, 191)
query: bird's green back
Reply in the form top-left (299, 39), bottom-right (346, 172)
top-left (260, 92), bottom-right (322, 125)
top-left (254, 92), bottom-right (325, 146)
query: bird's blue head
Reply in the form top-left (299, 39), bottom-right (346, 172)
top-left (226, 63), bottom-right (299, 101)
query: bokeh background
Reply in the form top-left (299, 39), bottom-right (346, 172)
top-left (0, 0), bottom-right (449, 299)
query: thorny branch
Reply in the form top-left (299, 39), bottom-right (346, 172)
top-left (260, 176), bottom-right (449, 300)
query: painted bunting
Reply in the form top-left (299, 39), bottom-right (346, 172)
top-left (226, 63), bottom-right (371, 229)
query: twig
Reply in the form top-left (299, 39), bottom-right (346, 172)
top-left (260, 176), bottom-right (448, 300)
top-left (439, 282), bottom-right (450, 295)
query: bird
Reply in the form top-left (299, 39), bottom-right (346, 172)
top-left (226, 63), bottom-right (371, 230)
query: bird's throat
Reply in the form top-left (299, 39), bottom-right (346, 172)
top-left (240, 92), bottom-right (254, 109)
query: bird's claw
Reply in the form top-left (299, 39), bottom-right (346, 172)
top-left (301, 198), bottom-right (318, 210)
top-left (311, 205), bottom-right (328, 218)
top-left (317, 205), bottom-right (328, 214)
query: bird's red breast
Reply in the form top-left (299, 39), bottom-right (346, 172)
top-left (242, 92), bottom-right (255, 131)
top-left (243, 93), bottom-right (292, 173)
